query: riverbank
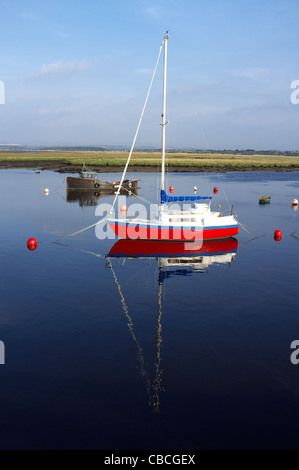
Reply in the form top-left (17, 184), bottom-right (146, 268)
top-left (1, 150), bottom-right (299, 172)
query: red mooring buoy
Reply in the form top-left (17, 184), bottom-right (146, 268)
top-left (274, 230), bottom-right (282, 241)
top-left (169, 186), bottom-right (174, 193)
top-left (27, 238), bottom-right (37, 251)
top-left (214, 187), bottom-right (218, 194)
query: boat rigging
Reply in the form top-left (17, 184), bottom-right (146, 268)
top-left (107, 32), bottom-right (238, 241)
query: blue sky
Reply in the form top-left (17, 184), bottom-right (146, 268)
top-left (0, 0), bottom-right (299, 150)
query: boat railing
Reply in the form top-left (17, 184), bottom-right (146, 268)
top-left (163, 207), bottom-right (210, 216)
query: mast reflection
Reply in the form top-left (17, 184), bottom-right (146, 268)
top-left (106, 238), bottom-right (238, 414)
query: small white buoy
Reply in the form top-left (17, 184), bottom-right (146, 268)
top-left (194, 186), bottom-right (197, 193)
top-left (44, 188), bottom-right (49, 195)
top-left (120, 205), bottom-right (127, 214)
top-left (292, 198), bottom-right (298, 206)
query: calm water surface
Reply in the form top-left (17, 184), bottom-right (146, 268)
top-left (0, 169), bottom-right (299, 449)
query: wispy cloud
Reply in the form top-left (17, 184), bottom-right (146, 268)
top-left (38, 105), bottom-right (79, 116)
top-left (146, 6), bottom-right (160, 19)
top-left (21, 12), bottom-right (39, 20)
top-left (29, 59), bottom-right (93, 78)
top-left (21, 11), bottom-right (70, 38)
top-left (230, 67), bottom-right (269, 80)
top-left (135, 68), bottom-right (153, 74)
top-left (53, 31), bottom-right (71, 38)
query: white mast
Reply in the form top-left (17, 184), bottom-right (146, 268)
top-left (161, 31), bottom-right (169, 193)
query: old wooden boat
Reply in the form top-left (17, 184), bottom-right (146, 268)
top-left (66, 165), bottom-right (139, 192)
top-left (259, 196), bottom-right (271, 204)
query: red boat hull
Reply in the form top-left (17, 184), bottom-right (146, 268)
top-left (108, 238), bottom-right (238, 257)
top-left (109, 221), bottom-right (239, 241)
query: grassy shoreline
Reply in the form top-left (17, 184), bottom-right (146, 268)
top-left (1, 150), bottom-right (299, 171)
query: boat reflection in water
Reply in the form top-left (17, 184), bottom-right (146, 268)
top-left (66, 187), bottom-right (138, 207)
top-left (106, 238), bottom-right (238, 414)
top-left (108, 238), bottom-right (238, 274)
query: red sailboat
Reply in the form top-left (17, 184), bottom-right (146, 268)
top-left (107, 32), bottom-right (238, 241)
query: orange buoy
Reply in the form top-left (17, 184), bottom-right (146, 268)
top-left (44, 188), bottom-right (49, 195)
top-left (27, 238), bottom-right (37, 251)
top-left (112, 181), bottom-right (117, 185)
top-left (214, 187), bottom-right (218, 194)
top-left (169, 186), bottom-right (174, 193)
top-left (292, 198), bottom-right (298, 206)
top-left (120, 205), bottom-right (127, 214)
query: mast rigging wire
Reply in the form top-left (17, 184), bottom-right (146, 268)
top-left (110, 37), bottom-right (165, 214)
